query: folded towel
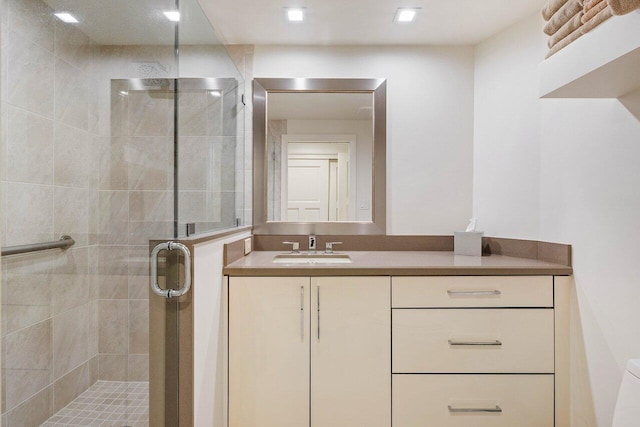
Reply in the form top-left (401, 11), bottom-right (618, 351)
top-left (544, 0), bottom-right (584, 35)
top-left (546, 26), bottom-right (584, 58)
top-left (582, 0), bottom-right (607, 22)
top-left (549, 12), bottom-right (584, 47)
top-left (542, 0), bottom-right (569, 20)
top-left (581, 5), bottom-right (614, 33)
top-left (607, 0), bottom-right (640, 14)
top-left (584, 0), bottom-right (604, 11)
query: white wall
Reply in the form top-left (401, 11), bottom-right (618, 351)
top-left (192, 230), bottom-right (251, 427)
top-left (474, 14), bottom-right (640, 426)
top-left (286, 119), bottom-right (372, 221)
top-left (254, 45), bottom-right (475, 234)
top-left (473, 16), bottom-right (546, 239)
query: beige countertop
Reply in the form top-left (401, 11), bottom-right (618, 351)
top-left (223, 251), bottom-right (573, 276)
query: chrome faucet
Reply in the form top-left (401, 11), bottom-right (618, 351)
top-left (325, 242), bottom-right (342, 254)
top-left (308, 234), bottom-right (317, 254)
top-left (282, 241), bottom-right (300, 254)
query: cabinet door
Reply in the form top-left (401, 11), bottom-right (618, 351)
top-left (311, 277), bottom-right (391, 427)
top-left (229, 277), bottom-right (310, 427)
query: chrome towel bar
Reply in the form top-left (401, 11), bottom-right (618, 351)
top-left (1, 235), bottom-right (75, 257)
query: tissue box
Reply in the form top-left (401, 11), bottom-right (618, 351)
top-left (454, 231), bottom-right (484, 256)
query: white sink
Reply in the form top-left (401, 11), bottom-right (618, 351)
top-left (273, 254), bottom-right (352, 264)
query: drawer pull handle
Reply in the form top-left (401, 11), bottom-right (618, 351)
top-left (448, 405), bottom-right (502, 413)
top-left (447, 290), bottom-right (501, 296)
top-left (448, 340), bottom-right (502, 346)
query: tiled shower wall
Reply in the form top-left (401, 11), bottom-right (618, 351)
top-left (1, 1), bottom-right (246, 424)
top-left (1, 0), bottom-right (101, 424)
top-left (0, 2), bottom-right (176, 423)
top-left (227, 45), bottom-right (253, 226)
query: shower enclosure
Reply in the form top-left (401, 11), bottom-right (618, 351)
top-left (0, 0), bottom-right (245, 425)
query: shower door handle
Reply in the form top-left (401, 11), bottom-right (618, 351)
top-left (150, 241), bottom-right (192, 299)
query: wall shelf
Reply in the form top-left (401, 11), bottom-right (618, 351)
top-left (539, 11), bottom-right (640, 98)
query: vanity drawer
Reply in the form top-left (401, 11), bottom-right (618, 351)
top-left (393, 374), bottom-right (554, 427)
top-left (392, 309), bottom-right (554, 373)
top-left (392, 276), bottom-right (553, 308)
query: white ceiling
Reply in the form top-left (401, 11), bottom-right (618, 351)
top-left (41, 0), bottom-right (545, 46)
top-left (269, 93), bottom-right (373, 120)
top-left (43, 0), bottom-right (221, 45)
top-left (203, 0), bottom-right (546, 46)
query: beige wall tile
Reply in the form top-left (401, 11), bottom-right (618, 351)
top-left (4, 320), bottom-right (52, 409)
top-left (53, 123), bottom-right (91, 187)
top-left (98, 354), bottom-right (127, 381)
top-left (53, 359), bottom-right (91, 412)
top-left (128, 354), bottom-right (149, 381)
top-left (97, 246), bottom-right (128, 299)
top-left (128, 246), bottom-right (150, 300)
top-left (128, 221), bottom-right (173, 246)
top-left (4, 182), bottom-right (54, 247)
top-left (6, 385), bottom-right (52, 427)
top-left (53, 19), bottom-right (92, 72)
top-left (94, 137), bottom-right (128, 190)
top-left (98, 299), bottom-right (128, 354)
top-left (7, 0), bottom-right (54, 52)
top-left (6, 106), bottom-right (54, 184)
top-left (3, 251), bottom-right (53, 334)
top-left (109, 82), bottom-right (130, 137)
top-left (53, 187), bottom-right (89, 247)
top-left (6, 32), bottom-right (54, 117)
top-left (88, 79), bottom-right (99, 136)
top-left (129, 91), bottom-right (173, 137)
top-left (129, 191), bottom-right (172, 222)
top-left (178, 93), bottom-right (207, 137)
top-left (178, 137), bottom-right (210, 191)
top-left (129, 300), bottom-right (149, 354)
top-left (90, 355), bottom-right (99, 384)
top-left (88, 300), bottom-right (99, 357)
top-left (127, 136), bottom-right (173, 191)
top-left (128, 275), bottom-right (149, 300)
top-left (179, 191), bottom-right (207, 224)
top-left (87, 246), bottom-right (99, 301)
top-left (205, 92), bottom-right (223, 136)
top-left (54, 58), bottom-right (89, 131)
top-left (97, 191), bottom-right (129, 244)
top-left (50, 247), bottom-right (90, 316)
top-left (53, 304), bottom-right (91, 378)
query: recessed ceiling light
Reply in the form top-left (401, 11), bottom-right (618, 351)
top-left (54, 12), bottom-right (79, 23)
top-left (394, 8), bottom-right (420, 23)
top-left (163, 11), bottom-right (181, 22)
top-left (286, 8), bottom-right (305, 22)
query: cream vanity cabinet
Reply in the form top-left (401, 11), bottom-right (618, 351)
top-left (392, 276), bottom-right (557, 427)
top-left (228, 276), bottom-right (391, 427)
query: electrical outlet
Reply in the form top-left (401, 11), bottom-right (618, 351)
top-left (244, 237), bottom-right (252, 255)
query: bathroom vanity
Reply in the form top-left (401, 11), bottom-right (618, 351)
top-left (223, 245), bottom-right (572, 427)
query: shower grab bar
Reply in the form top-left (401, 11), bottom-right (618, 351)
top-left (1, 235), bottom-right (75, 257)
top-left (150, 241), bottom-right (192, 299)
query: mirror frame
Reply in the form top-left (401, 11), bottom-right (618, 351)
top-left (252, 77), bottom-right (386, 235)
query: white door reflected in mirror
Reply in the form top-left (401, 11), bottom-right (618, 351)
top-left (284, 142), bottom-right (351, 222)
top-left (266, 92), bottom-right (373, 223)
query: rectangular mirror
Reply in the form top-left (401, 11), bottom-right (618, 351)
top-left (253, 78), bottom-right (386, 235)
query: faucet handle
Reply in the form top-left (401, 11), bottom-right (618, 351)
top-left (282, 241), bottom-right (300, 254)
top-left (324, 242), bottom-right (343, 254)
